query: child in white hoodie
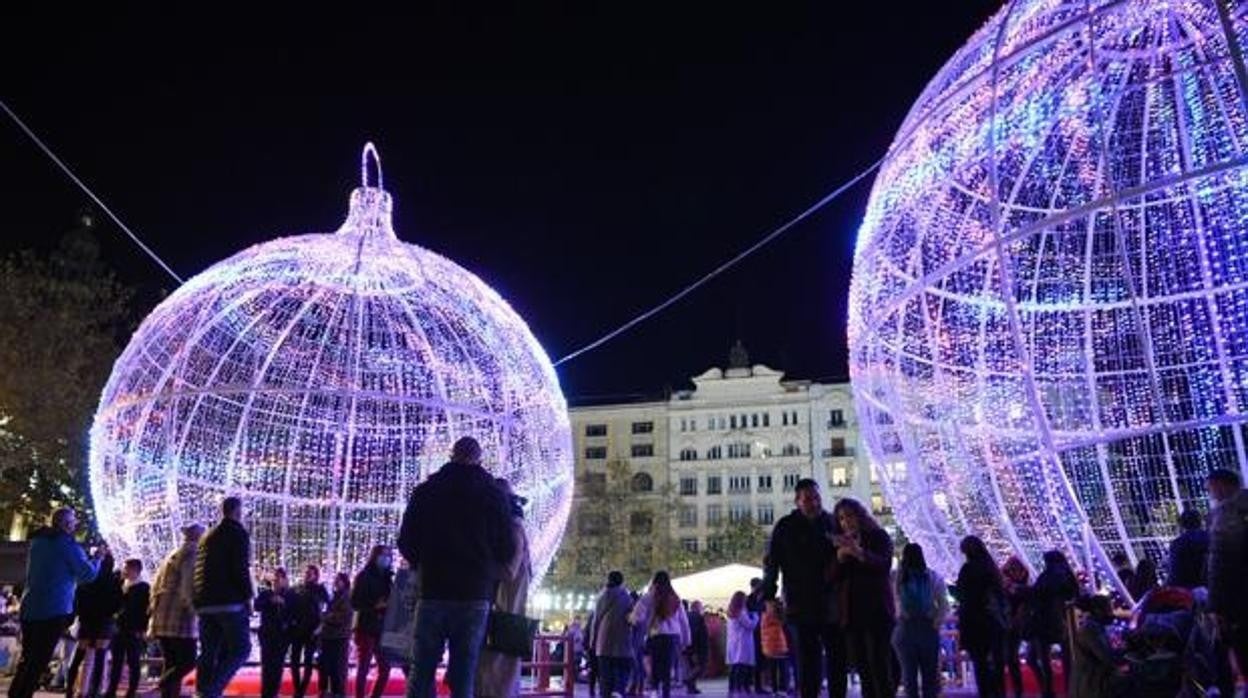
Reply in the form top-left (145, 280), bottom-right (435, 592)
top-left (726, 591), bottom-right (759, 694)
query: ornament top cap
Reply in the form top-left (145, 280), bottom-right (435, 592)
top-left (339, 142), bottom-right (395, 239)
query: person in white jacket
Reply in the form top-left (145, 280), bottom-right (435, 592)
top-left (725, 591), bottom-right (760, 695)
top-left (627, 571), bottom-right (689, 698)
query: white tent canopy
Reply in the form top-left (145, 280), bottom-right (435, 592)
top-left (670, 563), bottom-right (765, 610)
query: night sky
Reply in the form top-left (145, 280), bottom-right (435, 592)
top-left (2, 3), bottom-right (1001, 401)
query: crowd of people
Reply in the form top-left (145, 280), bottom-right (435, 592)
top-left (7, 441), bottom-right (1248, 698)
top-left (6, 437), bottom-right (529, 698)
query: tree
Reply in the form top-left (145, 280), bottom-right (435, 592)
top-left (0, 219), bottom-right (133, 534)
top-left (546, 459), bottom-right (688, 594)
top-left (701, 514), bottom-right (770, 568)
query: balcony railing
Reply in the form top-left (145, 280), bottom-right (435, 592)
top-left (822, 447), bottom-right (856, 458)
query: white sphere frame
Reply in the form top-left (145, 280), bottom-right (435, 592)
top-left (849, 0), bottom-right (1248, 589)
top-left (90, 145), bottom-right (574, 585)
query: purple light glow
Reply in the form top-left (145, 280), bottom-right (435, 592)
top-left (89, 145), bottom-right (574, 585)
top-left (849, 0), bottom-right (1248, 590)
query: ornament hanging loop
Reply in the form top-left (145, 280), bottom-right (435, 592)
top-left (362, 142), bottom-right (383, 190)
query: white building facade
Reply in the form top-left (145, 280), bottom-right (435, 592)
top-left (568, 348), bottom-right (889, 557)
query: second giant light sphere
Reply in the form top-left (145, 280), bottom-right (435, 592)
top-left (90, 147), bottom-right (574, 585)
top-left (849, 0), bottom-right (1248, 586)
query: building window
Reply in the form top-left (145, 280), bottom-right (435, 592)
top-left (680, 477), bottom-right (698, 496)
top-left (707, 475), bottom-right (722, 495)
top-left (717, 416), bottom-right (727, 430)
top-left (751, 414), bottom-right (759, 428)
top-left (729, 503), bottom-right (751, 523)
top-left (583, 472), bottom-right (607, 496)
top-left (763, 413), bottom-right (770, 427)
top-left (829, 409), bottom-right (845, 428)
top-left (728, 475), bottom-right (750, 494)
top-left (871, 494), bottom-right (888, 515)
top-left (632, 421), bottom-right (654, 435)
top-left (706, 504), bottom-right (722, 525)
top-left (679, 506), bottom-right (698, 528)
top-left (831, 466), bottom-right (850, 487)
top-left (679, 418), bottom-right (687, 432)
top-left (629, 511), bottom-right (653, 535)
top-left (727, 442), bottom-right (751, 459)
top-left (578, 513), bottom-right (608, 535)
top-left (679, 448), bottom-right (698, 462)
top-left (791, 411), bottom-right (799, 425)
top-left (829, 437), bottom-right (847, 457)
top-left (758, 503), bottom-right (775, 525)
top-left (585, 424), bottom-right (607, 437)
top-left (781, 412), bottom-right (790, 427)
top-left (631, 472), bottom-right (654, 493)
top-left (706, 538), bottom-right (722, 554)
top-left (681, 537), bottom-right (699, 553)
top-left (730, 415), bottom-right (738, 429)
top-left (690, 418), bottom-right (697, 432)
top-left (782, 443), bottom-right (801, 457)
top-left (783, 473), bottom-right (800, 492)
top-left (584, 446), bottom-right (607, 460)
top-left (631, 443), bottom-right (654, 458)
top-left (757, 475), bottom-right (773, 493)
top-left (707, 445), bottom-right (722, 460)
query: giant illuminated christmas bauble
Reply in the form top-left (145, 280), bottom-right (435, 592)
top-left (849, 1), bottom-right (1248, 588)
top-left (90, 145), bottom-right (573, 585)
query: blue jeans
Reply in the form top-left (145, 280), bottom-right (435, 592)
top-left (892, 620), bottom-right (939, 698)
top-left (598, 656), bottom-right (631, 698)
top-left (196, 611), bottom-right (252, 698)
top-left (407, 599), bottom-right (490, 698)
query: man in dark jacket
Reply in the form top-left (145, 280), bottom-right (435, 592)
top-left (193, 497), bottom-right (255, 698)
top-left (1168, 508), bottom-right (1209, 589)
top-left (760, 479), bottom-right (847, 698)
top-left (256, 568), bottom-right (297, 698)
top-left (350, 548), bottom-right (393, 698)
top-left (590, 571), bottom-right (634, 698)
top-left (289, 565), bottom-right (329, 698)
top-left (9, 507), bottom-right (101, 698)
top-left (398, 436), bottom-right (517, 698)
top-left (105, 558), bottom-right (151, 698)
top-left (1207, 468), bottom-right (1248, 685)
top-left (683, 600), bottom-right (709, 695)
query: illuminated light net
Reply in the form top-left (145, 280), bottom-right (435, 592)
top-left (849, 0), bottom-right (1248, 590)
top-left (90, 145), bottom-right (574, 586)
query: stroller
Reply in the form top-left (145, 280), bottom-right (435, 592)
top-left (1125, 587), bottom-right (1228, 697)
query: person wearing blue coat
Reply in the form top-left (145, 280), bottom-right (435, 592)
top-left (8, 507), bottom-right (101, 698)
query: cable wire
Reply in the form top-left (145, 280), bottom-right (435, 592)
top-left (553, 154), bottom-right (886, 366)
top-left (0, 98), bottom-right (185, 284)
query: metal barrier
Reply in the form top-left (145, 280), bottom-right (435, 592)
top-left (523, 633), bottom-right (575, 698)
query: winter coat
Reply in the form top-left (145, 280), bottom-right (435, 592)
top-left (892, 568), bottom-right (949, 627)
top-left (830, 527), bottom-right (895, 630)
top-left (116, 580), bottom-right (151, 635)
top-left (761, 509), bottom-right (840, 624)
top-left (628, 590), bottom-right (690, 645)
top-left (320, 590), bottom-right (352, 641)
top-left (475, 521), bottom-right (533, 698)
top-left (351, 564), bottom-right (393, 637)
top-left (193, 518), bottom-right (254, 610)
top-left (688, 610), bottom-right (709, 660)
top-left (397, 460), bottom-right (516, 602)
top-left (1167, 529), bottom-right (1209, 590)
top-left (1208, 489), bottom-right (1248, 620)
top-left (1030, 567), bottom-right (1078, 644)
top-left (760, 607), bottom-right (789, 658)
top-left (75, 559), bottom-right (123, 639)
top-left (726, 611), bottom-right (759, 665)
top-left (18, 527), bottom-right (99, 622)
top-left (290, 582), bottom-right (330, 640)
top-left (591, 584), bottom-right (634, 659)
top-left (256, 587), bottom-right (297, 642)
top-left (1070, 617), bottom-right (1116, 698)
top-left (953, 561), bottom-right (1006, 654)
top-left (149, 543), bottom-right (198, 638)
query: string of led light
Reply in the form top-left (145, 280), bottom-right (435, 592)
top-left (0, 98), bottom-right (185, 284)
top-left (552, 155), bottom-right (886, 366)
